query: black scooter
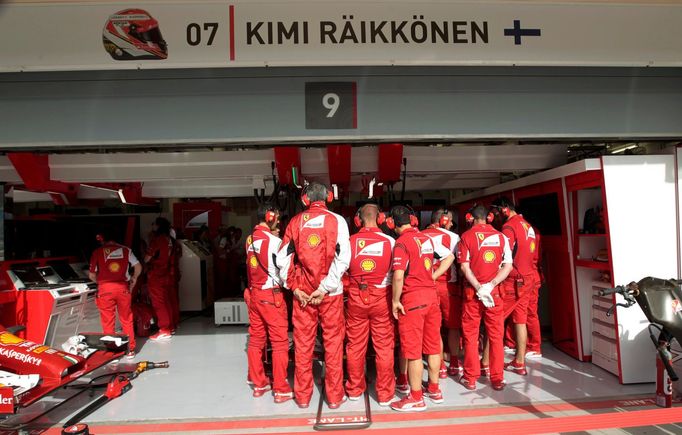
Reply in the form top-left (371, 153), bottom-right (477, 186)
top-left (601, 277), bottom-right (682, 407)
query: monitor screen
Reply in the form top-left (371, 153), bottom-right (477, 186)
top-left (47, 261), bottom-right (81, 281)
top-left (10, 265), bottom-right (49, 286)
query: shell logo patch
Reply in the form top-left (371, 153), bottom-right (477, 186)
top-left (361, 259), bottom-right (376, 272)
top-left (483, 250), bottom-right (496, 263)
top-left (303, 214), bottom-right (310, 222)
top-left (0, 333), bottom-right (23, 345)
top-left (249, 256), bottom-right (259, 269)
top-left (108, 262), bottom-right (121, 273)
top-left (307, 234), bottom-right (321, 248)
top-left (358, 240), bottom-right (366, 249)
top-left (424, 258), bottom-right (432, 270)
top-left (530, 240), bottom-right (536, 253)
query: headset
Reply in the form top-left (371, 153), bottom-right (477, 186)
top-left (95, 234), bottom-right (105, 243)
top-left (438, 209), bottom-right (451, 228)
top-left (378, 205), bottom-right (419, 230)
top-left (491, 197), bottom-right (513, 219)
top-left (301, 183), bottom-right (334, 207)
top-left (354, 204), bottom-right (381, 228)
top-left (465, 205), bottom-right (494, 225)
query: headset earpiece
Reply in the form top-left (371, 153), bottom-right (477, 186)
top-left (353, 210), bottom-right (362, 228)
top-left (301, 193), bottom-right (310, 207)
top-left (265, 210), bottom-right (276, 224)
top-left (96, 234), bottom-right (105, 243)
top-left (501, 206), bottom-right (510, 217)
top-left (410, 214), bottom-right (419, 227)
top-left (487, 212), bottom-right (495, 223)
top-left (465, 213), bottom-right (474, 224)
top-left (377, 212), bottom-right (386, 226)
top-left (439, 210), bottom-right (450, 228)
top-left (385, 216), bottom-right (395, 230)
top-left (326, 190), bottom-right (334, 203)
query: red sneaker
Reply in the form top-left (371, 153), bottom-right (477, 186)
top-left (328, 396), bottom-right (347, 409)
top-left (252, 385), bottom-right (271, 398)
top-left (448, 359), bottom-right (463, 376)
top-left (505, 360), bottom-right (528, 375)
top-left (439, 363), bottom-right (448, 379)
top-left (396, 382), bottom-right (410, 395)
top-left (274, 391), bottom-right (293, 403)
top-left (295, 398), bottom-right (310, 408)
top-left (424, 388), bottom-right (443, 404)
top-left (480, 361), bottom-right (490, 377)
top-left (492, 379), bottom-right (507, 391)
top-left (459, 377), bottom-right (476, 391)
top-left (149, 330), bottom-right (172, 341)
top-left (390, 394), bottom-right (426, 412)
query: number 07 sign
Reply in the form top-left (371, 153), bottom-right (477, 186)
top-left (305, 82), bottom-right (357, 130)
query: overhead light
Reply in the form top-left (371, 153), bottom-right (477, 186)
top-left (612, 144), bottom-right (639, 154)
top-left (117, 189), bottom-right (128, 204)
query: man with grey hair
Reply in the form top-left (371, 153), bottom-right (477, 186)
top-left (277, 181), bottom-right (351, 409)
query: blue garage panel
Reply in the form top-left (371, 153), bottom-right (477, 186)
top-left (0, 66), bottom-right (681, 149)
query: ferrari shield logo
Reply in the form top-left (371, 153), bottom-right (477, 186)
top-left (104, 248), bottom-right (111, 255)
top-left (303, 214), bottom-right (310, 222)
top-left (477, 233), bottom-right (485, 241)
top-left (358, 240), bottom-right (366, 249)
top-left (246, 235), bottom-right (253, 245)
top-left (530, 240), bottom-right (536, 253)
top-left (249, 256), bottom-right (258, 269)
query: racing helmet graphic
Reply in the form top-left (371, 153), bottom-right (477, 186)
top-left (103, 9), bottom-right (168, 60)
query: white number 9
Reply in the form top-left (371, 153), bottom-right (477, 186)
top-left (322, 93), bottom-right (340, 118)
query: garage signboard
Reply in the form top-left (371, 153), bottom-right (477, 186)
top-left (1, 0), bottom-right (682, 71)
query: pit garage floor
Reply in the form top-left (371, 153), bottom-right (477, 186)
top-left (39, 316), bottom-right (682, 435)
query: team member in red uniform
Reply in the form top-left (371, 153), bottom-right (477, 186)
top-left (145, 217), bottom-right (175, 341)
top-left (345, 204), bottom-right (396, 406)
top-left (389, 206), bottom-right (454, 412)
top-left (422, 209), bottom-right (462, 377)
top-left (490, 197), bottom-right (538, 374)
top-left (525, 232), bottom-right (543, 358)
top-left (89, 231), bottom-right (142, 359)
top-left (457, 205), bottom-right (513, 391)
top-left (276, 182), bottom-right (350, 409)
top-left (245, 204), bottom-right (293, 403)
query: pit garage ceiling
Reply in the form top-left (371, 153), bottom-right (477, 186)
top-left (0, 144), bottom-right (567, 201)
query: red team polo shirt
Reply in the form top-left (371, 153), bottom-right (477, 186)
top-left (146, 234), bottom-right (173, 277)
top-left (457, 223), bottom-right (512, 285)
top-left (502, 214), bottom-right (537, 278)
top-left (89, 242), bottom-right (139, 284)
top-left (347, 227), bottom-right (395, 303)
top-left (393, 227), bottom-right (452, 294)
top-left (421, 225), bottom-right (460, 283)
top-left (246, 226), bottom-right (282, 291)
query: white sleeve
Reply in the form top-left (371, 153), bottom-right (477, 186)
top-left (448, 234), bottom-right (460, 283)
top-left (128, 249), bottom-right (140, 267)
top-left (267, 235), bottom-right (283, 287)
top-left (319, 213), bottom-right (351, 295)
top-left (501, 235), bottom-right (513, 264)
top-left (275, 239), bottom-right (295, 289)
top-left (433, 236), bottom-right (453, 260)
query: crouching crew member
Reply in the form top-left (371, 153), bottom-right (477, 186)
top-left (390, 206), bottom-right (454, 412)
top-left (345, 204), bottom-right (396, 406)
top-left (422, 208), bottom-right (462, 377)
top-left (245, 204), bottom-right (293, 403)
top-left (277, 182), bottom-right (351, 409)
top-left (89, 231), bottom-right (142, 359)
top-left (457, 205), bottom-right (513, 391)
top-left (490, 197), bottom-right (538, 375)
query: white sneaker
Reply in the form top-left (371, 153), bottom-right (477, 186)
top-left (526, 351), bottom-right (543, 359)
top-left (378, 400), bottom-right (393, 407)
top-left (348, 394), bottom-right (362, 401)
top-left (504, 346), bottom-right (516, 354)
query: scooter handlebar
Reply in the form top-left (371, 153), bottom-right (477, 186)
top-left (599, 286), bottom-right (625, 297)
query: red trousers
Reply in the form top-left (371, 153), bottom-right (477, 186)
top-left (293, 294), bottom-right (344, 405)
top-left (96, 282), bottom-right (136, 351)
top-left (345, 290), bottom-right (395, 403)
top-left (147, 274), bottom-right (173, 331)
top-left (461, 289), bottom-right (504, 383)
top-left (526, 280), bottom-right (542, 352)
top-left (247, 289), bottom-right (290, 393)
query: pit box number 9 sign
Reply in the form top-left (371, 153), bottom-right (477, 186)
top-left (305, 82), bottom-right (357, 130)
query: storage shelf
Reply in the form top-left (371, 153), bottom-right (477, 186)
top-left (575, 259), bottom-right (610, 269)
top-left (591, 281), bottom-right (613, 289)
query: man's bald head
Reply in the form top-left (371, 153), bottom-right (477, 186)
top-left (360, 204), bottom-right (379, 227)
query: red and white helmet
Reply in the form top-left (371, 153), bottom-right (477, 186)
top-left (103, 9), bottom-right (168, 60)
